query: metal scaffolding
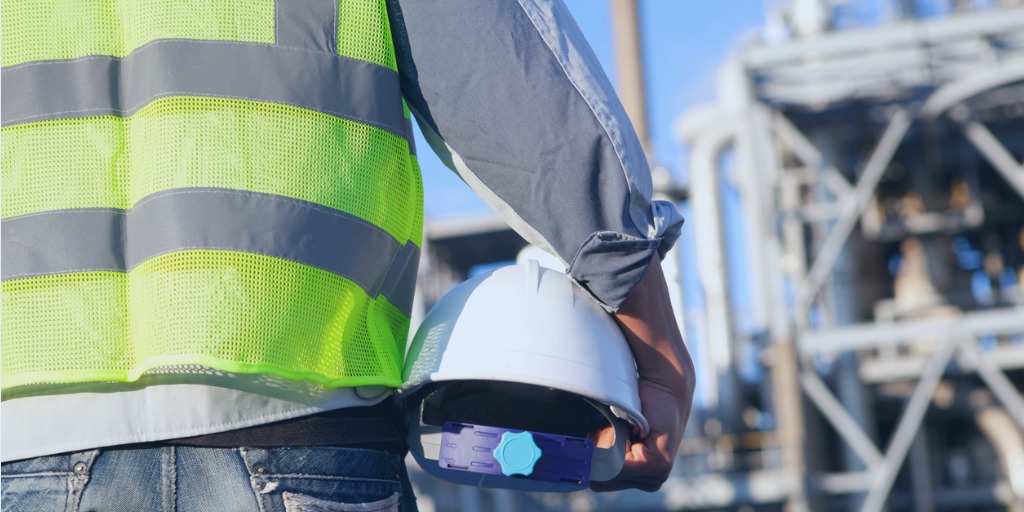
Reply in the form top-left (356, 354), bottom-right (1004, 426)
top-left (677, 3), bottom-right (1024, 511)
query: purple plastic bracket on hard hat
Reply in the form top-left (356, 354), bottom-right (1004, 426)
top-left (438, 422), bottom-right (594, 488)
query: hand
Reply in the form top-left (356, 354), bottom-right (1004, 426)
top-left (591, 257), bottom-right (695, 492)
top-left (590, 369), bottom-right (693, 492)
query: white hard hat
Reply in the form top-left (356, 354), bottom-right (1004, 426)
top-left (398, 261), bottom-right (648, 491)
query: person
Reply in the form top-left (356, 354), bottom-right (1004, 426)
top-left (0, 0), bottom-right (695, 510)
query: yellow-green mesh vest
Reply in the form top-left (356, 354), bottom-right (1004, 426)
top-left (1, 0), bottom-right (424, 392)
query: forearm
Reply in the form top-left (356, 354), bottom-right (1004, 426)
top-left (614, 258), bottom-right (694, 399)
top-left (595, 256), bottom-right (694, 492)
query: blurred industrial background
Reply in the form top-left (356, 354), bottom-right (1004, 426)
top-left (404, 0), bottom-right (1024, 510)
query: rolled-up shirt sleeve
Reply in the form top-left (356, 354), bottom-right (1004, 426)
top-left (387, 0), bottom-right (684, 311)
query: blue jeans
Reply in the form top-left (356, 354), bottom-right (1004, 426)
top-left (1, 446), bottom-right (418, 512)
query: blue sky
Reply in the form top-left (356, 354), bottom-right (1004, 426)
top-left (415, 0), bottom-right (770, 218)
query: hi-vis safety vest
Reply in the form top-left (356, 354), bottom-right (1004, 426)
top-left (1, 0), bottom-right (422, 391)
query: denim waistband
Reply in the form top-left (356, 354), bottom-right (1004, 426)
top-left (2, 445), bottom-right (416, 511)
top-left (0, 450), bottom-right (99, 476)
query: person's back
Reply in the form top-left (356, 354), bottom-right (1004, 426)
top-left (3, 0), bottom-right (421, 393)
top-left (2, 1), bottom-right (694, 509)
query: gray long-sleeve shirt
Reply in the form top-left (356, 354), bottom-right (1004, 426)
top-left (2, 0), bottom-right (682, 462)
top-left (390, 0), bottom-right (683, 310)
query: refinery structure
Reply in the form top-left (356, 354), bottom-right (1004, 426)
top-left (408, 1), bottom-right (1024, 511)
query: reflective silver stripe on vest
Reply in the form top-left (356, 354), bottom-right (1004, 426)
top-left (0, 188), bottom-right (420, 315)
top-left (1, 208), bottom-right (127, 279)
top-left (0, 39), bottom-right (408, 140)
top-left (379, 240), bottom-right (420, 315)
top-left (405, 115), bottom-right (418, 155)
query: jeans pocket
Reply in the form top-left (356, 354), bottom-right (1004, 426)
top-left (2, 452), bottom-right (95, 512)
top-left (2, 474), bottom-right (69, 512)
top-left (282, 491), bottom-right (400, 512)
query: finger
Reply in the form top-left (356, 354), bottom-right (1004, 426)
top-left (589, 423), bottom-right (618, 449)
top-left (589, 435), bottom-right (673, 492)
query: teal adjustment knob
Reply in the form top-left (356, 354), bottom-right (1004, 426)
top-left (492, 431), bottom-right (542, 476)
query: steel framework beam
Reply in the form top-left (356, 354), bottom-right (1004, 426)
top-left (799, 307), bottom-right (1024, 355)
top-left (922, 58), bottom-right (1024, 118)
top-left (797, 109), bottom-right (912, 317)
top-left (744, 9), bottom-right (1024, 69)
top-left (798, 332), bottom-right (1024, 510)
top-left (775, 113), bottom-right (853, 199)
top-left (859, 335), bottom-right (959, 512)
top-left (860, 343), bottom-right (1024, 382)
top-left (800, 371), bottom-right (884, 469)
top-left (961, 339), bottom-right (1024, 432)
top-left (960, 119), bottom-right (1024, 200)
